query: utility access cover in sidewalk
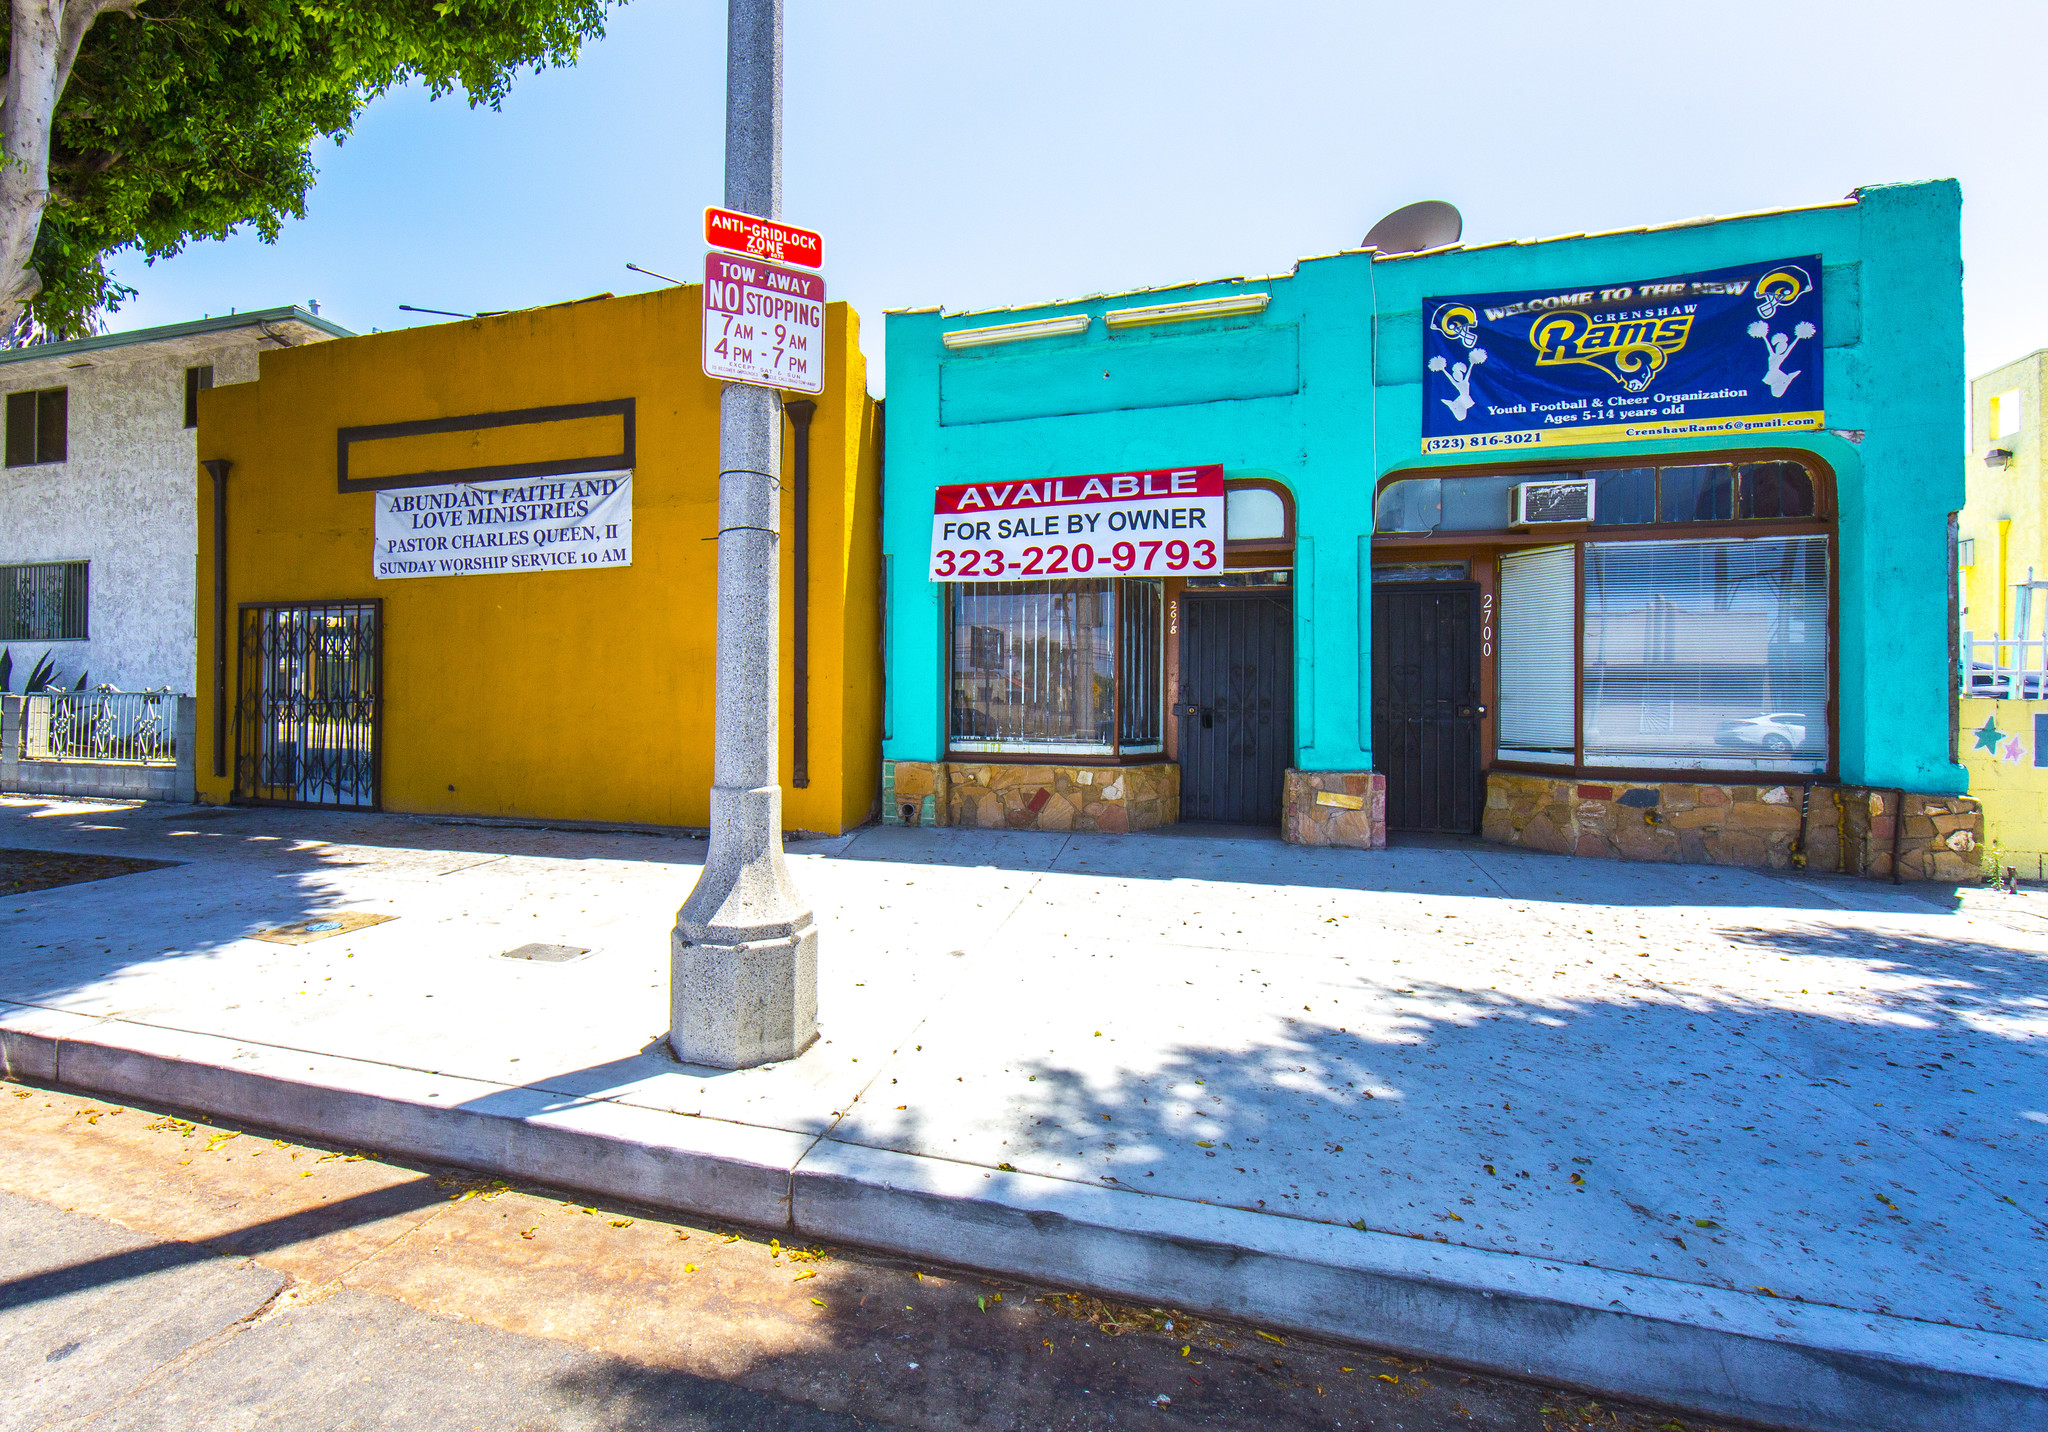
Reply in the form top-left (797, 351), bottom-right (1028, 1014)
top-left (499, 943), bottom-right (590, 963)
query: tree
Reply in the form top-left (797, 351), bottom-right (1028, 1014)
top-left (0, 0), bottom-right (612, 340)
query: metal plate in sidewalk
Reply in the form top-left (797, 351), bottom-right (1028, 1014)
top-left (251, 911), bottom-right (395, 945)
top-left (499, 942), bottom-right (591, 963)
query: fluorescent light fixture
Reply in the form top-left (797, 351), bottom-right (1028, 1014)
top-left (1104, 293), bottom-right (1270, 330)
top-left (942, 314), bottom-right (1091, 349)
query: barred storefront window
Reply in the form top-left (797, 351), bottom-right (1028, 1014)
top-left (948, 578), bottom-right (1163, 756)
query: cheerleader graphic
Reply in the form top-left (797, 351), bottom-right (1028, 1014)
top-left (1748, 320), bottom-right (1815, 399)
top-left (1428, 348), bottom-right (1487, 421)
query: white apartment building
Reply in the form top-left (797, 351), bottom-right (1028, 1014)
top-left (0, 307), bottom-right (350, 694)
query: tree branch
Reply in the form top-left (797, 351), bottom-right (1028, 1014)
top-left (0, 0), bottom-right (137, 333)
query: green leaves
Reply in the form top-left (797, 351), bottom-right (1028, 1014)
top-left (11, 0), bottom-right (614, 336)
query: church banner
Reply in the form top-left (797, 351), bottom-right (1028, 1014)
top-left (1420, 256), bottom-right (1823, 454)
top-left (373, 471), bottom-right (632, 579)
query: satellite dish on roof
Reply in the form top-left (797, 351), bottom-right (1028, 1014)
top-left (1364, 200), bottom-right (1463, 255)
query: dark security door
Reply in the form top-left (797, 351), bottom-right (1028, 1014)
top-left (1176, 591), bottom-right (1293, 824)
top-left (1372, 583), bottom-right (1483, 833)
top-left (234, 600), bottom-right (382, 809)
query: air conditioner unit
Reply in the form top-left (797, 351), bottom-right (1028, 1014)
top-left (1512, 478), bottom-right (1595, 526)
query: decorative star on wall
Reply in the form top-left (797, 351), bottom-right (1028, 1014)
top-left (1973, 715), bottom-right (2007, 753)
top-left (2002, 734), bottom-right (2028, 765)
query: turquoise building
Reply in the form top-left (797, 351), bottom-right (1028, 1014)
top-left (878, 180), bottom-right (1978, 878)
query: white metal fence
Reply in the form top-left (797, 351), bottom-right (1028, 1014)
top-left (1961, 632), bottom-right (2048, 699)
top-left (20, 688), bottom-right (181, 765)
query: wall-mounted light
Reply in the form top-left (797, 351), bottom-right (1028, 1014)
top-left (942, 314), bottom-right (1091, 349)
top-left (1104, 292), bottom-right (1270, 331)
top-left (1985, 447), bottom-right (2014, 468)
top-left (1959, 537), bottom-right (1977, 568)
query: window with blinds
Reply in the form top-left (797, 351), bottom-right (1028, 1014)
top-left (948, 578), bottom-right (1165, 756)
top-left (1497, 546), bottom-right (1576, 765)
top-left (1581, 535), bottom-right (1828, 772)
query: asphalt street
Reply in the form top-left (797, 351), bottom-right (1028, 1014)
top-left (0, 1084), bottom-right (1732, 1432)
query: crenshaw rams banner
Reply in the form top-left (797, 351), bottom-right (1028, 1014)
top-left (372, 471), bottom-right (632, 580)
top-left (1419, 256), bottom-right (1823, 454)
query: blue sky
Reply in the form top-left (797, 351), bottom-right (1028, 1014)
top-left (108, 0), bottom-right (2048, 395)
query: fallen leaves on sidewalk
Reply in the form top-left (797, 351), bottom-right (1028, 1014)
top-left (439, 1176), bottom-right (511, 1202)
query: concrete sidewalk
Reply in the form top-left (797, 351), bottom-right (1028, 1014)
top-left (1, 794), bottom-right (2043, 1431)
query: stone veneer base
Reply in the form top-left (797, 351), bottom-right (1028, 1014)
top-left (881, 759), bottom-right (1178, 833)
top-left (1482, 772), bottom-right (1981, 881)
top-left (1281, 770), bottom-right (1387, 850)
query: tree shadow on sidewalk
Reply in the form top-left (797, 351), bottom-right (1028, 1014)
top-left (826, 918), bottom-right (2047, 1341)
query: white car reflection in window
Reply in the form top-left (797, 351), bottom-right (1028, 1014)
top-left (1713, 712), bottom-right (1815, 755)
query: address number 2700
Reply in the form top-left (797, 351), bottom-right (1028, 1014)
top-left (933, 539), bottom-right (1217, 578)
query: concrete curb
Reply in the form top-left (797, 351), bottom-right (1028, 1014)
top-left (793, 1142), bottom-right (2046, 1432)
top-left (2, 1005), bottom-right (805, 1230)
top-left (5, 1000), bottom-right (2042, 1432)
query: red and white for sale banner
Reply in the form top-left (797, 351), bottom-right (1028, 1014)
top-left (928, 464), bottom-right (1225, 581)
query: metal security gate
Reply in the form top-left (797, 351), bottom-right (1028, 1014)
top-left (234, 600), bottom-right (381, 809)
top-left (1372, 583), bottom-right (1483, 833)
top-left (1176, 591), bottom-right (1293, 824)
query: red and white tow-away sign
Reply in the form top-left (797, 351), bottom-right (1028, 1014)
top-left (702, 252), bottom-right (825, 394)
top-left (704, 207), bottom-right (823, 268)
top-left (929, 465), bottom-right (1225, 581)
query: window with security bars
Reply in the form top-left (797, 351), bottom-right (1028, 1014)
top-left (1, 560), bottom-right (88, 640)
top-left (5, 387), bottom-right (66, 466)
top-left (948, 578), bottom-right (1163, 756)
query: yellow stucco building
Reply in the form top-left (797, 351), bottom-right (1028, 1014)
top-left (193, 286), bottom-right (881, 835)
top-left (1958, 349), bottom-right (2047, 874)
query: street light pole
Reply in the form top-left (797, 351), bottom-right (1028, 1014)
top-left (671, 0), bottom-right (817, 1069)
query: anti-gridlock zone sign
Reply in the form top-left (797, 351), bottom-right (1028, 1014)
top-left (702, 252), bottom-right (824, 394)
top-left (703, 206), bottom-right (823, 268)
top-left (930, 465), bottom-right (1225, 580)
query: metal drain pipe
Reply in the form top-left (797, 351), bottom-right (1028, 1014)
top-left (202, 459), bottom-right (232, 781)
top-left (785, 398), bottom-right (814, 789)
